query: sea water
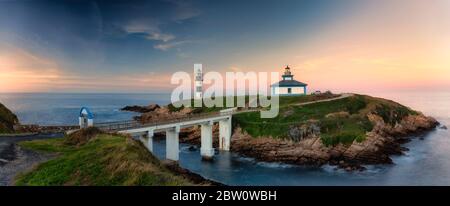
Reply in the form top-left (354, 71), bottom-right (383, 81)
top-left (0, 92), bottom-right (449, 185)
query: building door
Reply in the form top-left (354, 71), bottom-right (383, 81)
top-left (83, 115), bottom-right (88, 128)
top-left (288, 88), bottom-right (292, 94)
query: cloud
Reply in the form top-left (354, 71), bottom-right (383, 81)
top-left (167, 0), bottom-right (202, 21)
top-left (122, 19), bottom-right (189, 51)
top-left (154, 40), bottom-right (191, 51)
top-left (119, 0), bottom-right (202, 50)
top-left (123, 20), bottom-right (175, 42)
top-left (0, 43), bottom-right (181, 92)
top-left (0, 44), bottom-right (64, 92)
top-left (145, 32), bottom-right (175, 42)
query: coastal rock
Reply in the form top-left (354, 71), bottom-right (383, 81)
top-left (138, 106), bottom-right (192, 123)
top-left (228, 113), bottom-right (437, 170)
top-left (0, 103), bottom-right (19, 133)
top-left (179, 125), bottom-right (220, 147)
top-left (230, 128), bottom-right (330, 165)
top-left (287, 121), bottom-right (321, 142)
top-left (165, 113), bottom-right (437, 170)
top-left (133, 95), bottom-right (439, 171)
top-left (121, 104), bottom-right (160, 113)
top-left (439, 125), bottom-right (447, 130)
top-left (392, 115), bottom-right (438, 135)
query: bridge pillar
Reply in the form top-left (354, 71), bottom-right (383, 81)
top-left (219, 116), bottom-right (232, 151)
top-left (166, 126), bottom-right (180, 161)
top-left (201, 121), bottom-right (214, 160)
top-left (139, 129), bottom-right (154, 152)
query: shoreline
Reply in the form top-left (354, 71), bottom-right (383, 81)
top-left (0, 133), bottom-right (223, 186)
top-left (0, 134), bottom-right (63, 185)
top-left (0, 121), bottom-right (442, 185)
top-left (162, 160), bottom-right (225, 186)
top-left (225, 114), bottom-right (439, 171)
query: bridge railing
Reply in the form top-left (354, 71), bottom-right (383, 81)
top-left (94, 107), bottom-right (259, 132)
top-left (95, 111), bottom-right (221, 131)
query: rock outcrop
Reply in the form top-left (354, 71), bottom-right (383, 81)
top-left (0, 103), bottom-right (19, 133)
top-left (230, 113), bottom-right (438, 170)
top-left (172, 112), bottom-right (437, 171)
top-left (137, 106), bottom-right (193, 123)
top-left (131, 95), bottom-right (439, 171)
top-left (121, 104), bottom-right (160, 113)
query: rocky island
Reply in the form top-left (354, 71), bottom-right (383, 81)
top-left (127, 93), bottom-right (439, 171)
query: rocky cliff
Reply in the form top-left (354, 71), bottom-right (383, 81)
top-left (131, 94), bottom-right (439, 170)
top-left (230, 112), bottom-right (437, 171)
top-left (0, 103), bottom-right (19, 133)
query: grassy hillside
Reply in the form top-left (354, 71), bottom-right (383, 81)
top-left (233, 94), bottom-right (418, 146)
top-left (168, 93), bottom-right (338, 113)
top-left (0, 102), bottom-right (19, 133)
top-left (15, 128), bottom-right (197, 186)
top-left (168, 95), bottom-right (257, 113)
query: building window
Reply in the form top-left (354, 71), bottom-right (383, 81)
top-left (288, 88), bottom-right (292, 94)
top-left (196, 86), bottom-right (202, 92)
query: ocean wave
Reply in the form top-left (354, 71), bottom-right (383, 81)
top-left (235, 156), bottom-right (256, 163)
top-left (256, 161), bottom-right (297, 169)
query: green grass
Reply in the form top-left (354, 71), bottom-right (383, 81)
top-left (168, 93), bottom-right (338, 114)
top-left (277, 92), bottom-right (339, 107)
top-left (168, 95), bottom-right (260, 113)
top-left (15, 133), bottom-right (196, 186)
top-left (233, 94), bottom-right (415, 146)
top-left (374, 103), bottom-right (418, 126)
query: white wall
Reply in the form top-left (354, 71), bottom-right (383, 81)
top-left (272, 86), bottom-right (305, 95)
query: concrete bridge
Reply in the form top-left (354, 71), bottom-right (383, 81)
top-left (80, 107), bottom-right (238, 161)
top-left (77, 94), bottom-right (348, 162)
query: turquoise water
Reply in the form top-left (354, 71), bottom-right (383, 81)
top-left (0, 92), bottom-right (449, 185)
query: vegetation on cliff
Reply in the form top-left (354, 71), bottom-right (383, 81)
top-left (233, 94), bottom-right (419, 146)
top-left (15, 128), bottom-right (200, 186)
top-left (125, 93), bottom-right (437, 170)
top-left (168, 96), bottom-right (254, 113)
top-left (0, 102), bottom-right (19, 133)
top-left (156, 93), bottom-right (421, 147)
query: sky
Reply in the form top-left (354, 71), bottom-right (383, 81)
top-left (0, 0), bottom-right (449, 93)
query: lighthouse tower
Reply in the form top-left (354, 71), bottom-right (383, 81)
top-left (194, 64), bottom-right (203, 99)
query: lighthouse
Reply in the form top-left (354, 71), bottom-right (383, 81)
top-left (271, 65), bottom-right (308, 96)
top-left (194, 64), bottom-right (203, 99)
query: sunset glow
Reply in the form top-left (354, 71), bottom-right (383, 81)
top-left (1, 0), bottom-right (449, 93)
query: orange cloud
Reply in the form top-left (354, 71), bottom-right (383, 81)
top-left (0, 44), bottom-right (175, 93)
top-left (0, 44), bottom-right (64, 92)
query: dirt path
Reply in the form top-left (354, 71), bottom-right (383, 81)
top-left (0, 134), bottom-right (63, 186)
top-left (293, 93), bottom-right (354, 106)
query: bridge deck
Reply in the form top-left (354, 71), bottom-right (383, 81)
top-left (94, 111), bottom-right (238, 132)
